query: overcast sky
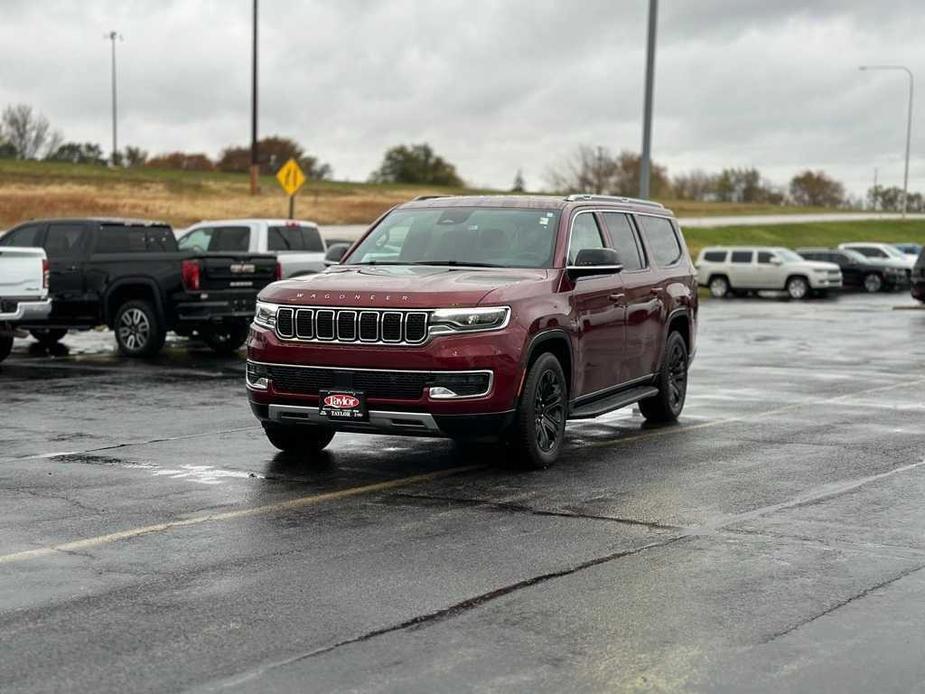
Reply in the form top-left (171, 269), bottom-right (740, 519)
top-left (2, 0), bottom-right (924, 196)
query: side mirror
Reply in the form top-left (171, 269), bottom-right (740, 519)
top-left (323, 243), bottom-right (349, 266)
top-left (770, 257), bottom-right (783, 265)
top-left (568, 248), bottom-right (623, 280)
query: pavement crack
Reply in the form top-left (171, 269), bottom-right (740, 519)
top-left (391, 492), bottom-right (680, 531)
top-left (210, 534), bottom-right (689, 690)
top-left (4, 487), bottom-right (105, 515)
top-left (762, 562), bottom-right (925, 644)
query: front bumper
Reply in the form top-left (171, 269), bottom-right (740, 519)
top-left (0, 298), bottom-right (52, 322)
top-left (809, 276), bottom-right (843, 289)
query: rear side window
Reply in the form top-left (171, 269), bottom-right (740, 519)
top-left (568, 213), bottom-right (605, 264)
top-left (757, 251), bottom-right (775, 264)
top-left (702, 250), bottom-right (726, 262)
top-left (0, 223), bottom-right (44, 247)
top-left (731, 251), bottom-right (753, 264)
top-left (601, 212), bottom-right (644, 271)
top-left (855, 247), bottom-right (885, 258)
top-left (44, 223), bottom-right (87, 258)
top-left (210, 226), bottom-right (250, 252)
top-left (268, 225), bottom-right (324, 252)
top-left (636, 216), bottom-right (682, 267)
top-left (179, 228), bottom-right (213, 252)
top-left (96, 227), bottom-right (147, 253)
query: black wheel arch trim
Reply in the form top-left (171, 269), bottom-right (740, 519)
top-left (522, 328), bottom-right (574, 387)
top-left (103, 277), bottom-right (166, 326)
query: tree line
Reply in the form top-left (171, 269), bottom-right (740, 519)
top-left (1, 103), bottom-right (920, 211)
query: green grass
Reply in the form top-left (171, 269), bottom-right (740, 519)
top-left (683, 220), bottom-right (925, 257)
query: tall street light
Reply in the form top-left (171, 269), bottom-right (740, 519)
top-left (105, 30), bottom-right (122, 166)
top-left (859, 65), bottom-right (914, 218)
top-left (250, 0), bottom-right (259, 194)
top-left (639, 0), bottom-right (658, 199)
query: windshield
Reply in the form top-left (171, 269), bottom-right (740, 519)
top-left (775, 249), bottom-right (804, 262)
top-left (347, 207), bottom-right (560, 268)
top-left (882, 245), bottom-right (905, 258)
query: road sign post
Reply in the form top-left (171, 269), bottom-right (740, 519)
top-left (275, 158), bottom-right (306, 219)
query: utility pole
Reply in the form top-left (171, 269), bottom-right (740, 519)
top-left (250, 0), bottom-right (259, 194)
top-left (859, 65), bottom-right (914, 218)
top-left (105, 30), bottom-right (122, 166)
top-left (639, 0), bottom-right (658, 199)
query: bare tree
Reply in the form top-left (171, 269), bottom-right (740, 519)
top-left (1, 104), bottom-right (62, 159)
top-left (546, 146), bottom-right (670, 197)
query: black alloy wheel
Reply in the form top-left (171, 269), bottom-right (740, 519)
top-left (511, 352), bottom-right (567, 469)
top-left (639, 331), bottom-right (688, 423)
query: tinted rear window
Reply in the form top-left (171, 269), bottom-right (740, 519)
top-left (268, 225), bottom-right (324, 252)
top-left (702, 250), bottom-right (726, 262)
top-left (731, 251), bottom-right (753, 263)
top-left (636, 215), bottom-right (682, 267)
top-left (96, 225), bottom-right (177, 253)
top-left (0, 223), bottom-right (44, 247)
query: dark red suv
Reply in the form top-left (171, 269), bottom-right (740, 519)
top-left (246, 194), bottom-right (698, 467)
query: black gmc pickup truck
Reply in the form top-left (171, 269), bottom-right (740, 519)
top-left (0, 218), bottom-right (278, 357)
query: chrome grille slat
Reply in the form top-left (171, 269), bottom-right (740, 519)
top-left (274, 306), bottom-right (429, 346)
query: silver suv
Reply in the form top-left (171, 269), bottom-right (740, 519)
top-left (696, 246), bottom-right (842, 299)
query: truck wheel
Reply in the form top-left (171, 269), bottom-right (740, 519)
top-left (0, 325), bottom-right (12, 363)
top-left (786, 276), bottom-right (809, 300)
top-left (708, 276), bottom-right (730, 298)
top-left (30, 328), bottom-right (68, 346)
top-left (114, 300), bottom-right (166, 357)
top-left (863, 273), bottom-right (883, 293)
top-left (639, 331), bottom-right (688, 423)
top-left (509, 352), bottom-right (567, 469)
top-left (201, 320), bottom-right (249, 355)
top-left (262, 422), bottom-right (335, 454)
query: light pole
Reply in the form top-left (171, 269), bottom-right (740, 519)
top-left (859, 65), bottom-right (914, 218)
top-left (639, 0), bottom-right (658, 199)
top-left (105, 30), bottom-right (122, 166)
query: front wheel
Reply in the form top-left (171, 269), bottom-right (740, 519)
top-left (863, 273), bottom-right (883, 293)
top-left (201, 320), bottom-right (249, 355)
top-left (262, 422), bottom-right (335, 454)
top-left (509, 352), bottom-right (567, 469)
top-left (639, 331), bottom-right (688, 423)
top-left (114, 300), bottom-right (166, 357)
top-left (708, 276), bottom-right (730, 298)
top-left (786, 276), bottom-right (810, 300)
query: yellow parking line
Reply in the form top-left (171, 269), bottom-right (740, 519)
top-left (0, 465), bottom-right (483, 565)
top-left (3, 376), bottom-right (923, 566)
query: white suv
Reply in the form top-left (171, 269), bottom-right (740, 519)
top-left (696, 246), bottom-right (842, 299)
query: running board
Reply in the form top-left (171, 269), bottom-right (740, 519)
top-left (568, 386), bottom-right (659, 420)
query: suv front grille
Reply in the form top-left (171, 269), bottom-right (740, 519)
top-left (274, 307), bottom-right (429, 346)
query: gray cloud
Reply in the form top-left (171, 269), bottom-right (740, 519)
top-left (0, 0), bottom-right (923, 195)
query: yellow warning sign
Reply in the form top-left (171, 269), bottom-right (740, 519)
top-left (276, 158), bottom-right (306, 196)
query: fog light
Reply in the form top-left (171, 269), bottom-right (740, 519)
top-left (429, 386), bottom-right (459, 399)
top-left (246, 362), bottom-right (269, 390)
top-left (427, 372), bottom-right (492, 399)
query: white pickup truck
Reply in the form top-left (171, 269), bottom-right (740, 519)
top-left (177, 219), bottom-right (327, 279)
top-left (0, 246), bottom-right (51, 362)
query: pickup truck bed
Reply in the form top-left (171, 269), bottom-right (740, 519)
top-left (0, 246), bottom-right (51, 361)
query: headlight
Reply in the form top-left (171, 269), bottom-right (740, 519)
top-left (253, 301), bottom-right (279, 329)
top-left (428, 307), bottom-right (511, 336)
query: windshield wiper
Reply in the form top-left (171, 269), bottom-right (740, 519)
top-left (406, 260), bottom-right (502, 268)
top-left (352, 261), bottom-right (413, 266)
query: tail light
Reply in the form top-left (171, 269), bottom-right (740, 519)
top-left (182, 259), bottom-right (201, 291)
top-left (42, 258), bottom-right (49, 289)
top-left (274, 262), bottom-right (282, 281)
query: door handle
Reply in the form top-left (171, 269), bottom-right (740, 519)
top-left (609, 293), bottom-right (625, 304)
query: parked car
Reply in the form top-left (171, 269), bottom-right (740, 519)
top-left (177, 219), bottom-right (326, 279)
top-left (0, 218), bottom-right (278, 357)
top-left (838, 243), bottom-right (915, 283)
top-left (696, 246), bottom-right (842, 299)
top-left (796, 247), bottom-right (905, 293)
top-left (0, 244), bottom-right (51, 362)
top-left (912, 248), bottom-right (925, 303)
top-left (246, 194), bottom-right (698, 468)
top-left (894, 243), bottom-right (923, 257)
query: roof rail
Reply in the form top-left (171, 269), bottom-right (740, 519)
top-left (563, 193), bottom-right (665, 208)
top-left (411, 194), bottom-right (449, 201)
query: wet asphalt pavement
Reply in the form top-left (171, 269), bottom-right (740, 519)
top-left (2, 292), bottom-right (924, 693)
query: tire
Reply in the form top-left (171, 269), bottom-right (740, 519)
top-left (862, 272), bottom-right (883, 293)
top-left (114, 300), bottom-right (166, 357)
top-left (30, 328), bottom-right (68, 346)
top-left (0, 325), bottom-right (12, 363)
top-left (509, 352), bottom-right (567, 469)
top-left (786, 275), bottom-right (810, 300)
top-left (639, 331), bottom-right (688, 423)
top-left (708, 276), bottom-right (730, 298)
top-left (201, 320), bottom-right (249, 355)
top-left (262, 422), bottom-right (335, 454)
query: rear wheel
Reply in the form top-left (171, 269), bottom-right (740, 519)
top-left (639, 331), bottom-right (688, 423)
top-left (708, 276), bottom-right (730, 298)
top-left (509, 353), bottom-right (567, 469)
top-left (786, 276), bottom-right (809, 300)
top-left (262, 422), bottom-right (335, 454)
top-left (30, 328), bottom-right (67, 346)
top-left (863, 272), bottom-right (883, 293)
top-left (114, 300), bottom-right (166, 357)
top-left (201, 320), bottom-right (249, 355)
